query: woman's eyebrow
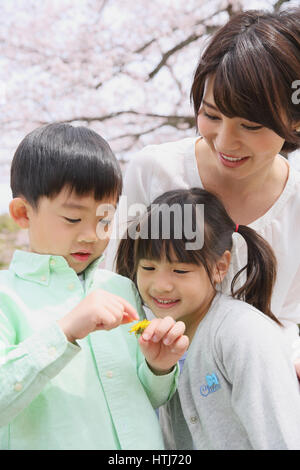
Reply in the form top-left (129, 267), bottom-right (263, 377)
top-left (202, 100), bottom-right (219, 111)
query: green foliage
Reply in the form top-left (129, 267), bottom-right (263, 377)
top-left (0, 214), bottom-right (24, 270)
top-left (0, 214), bottom-right (19, 233)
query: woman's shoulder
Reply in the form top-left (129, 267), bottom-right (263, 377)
top-left (123, 137), bottom-right (199, 202)
top-left (272, 158), bottom-right (300, 210)
top-left (129, 136), bottom-right (197, 169)
top-left (272, 163), bottom-right (300, 221)
top-left (287, 160), bottom-right (300, 187)
top-left (250, 162), bottom-right (300, 232)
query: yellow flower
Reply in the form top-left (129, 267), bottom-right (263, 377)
top-left (129, 320), bottom-right (151, 336)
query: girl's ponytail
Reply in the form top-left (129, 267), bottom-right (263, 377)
top-left (231, 225), bottom-right (281, 326)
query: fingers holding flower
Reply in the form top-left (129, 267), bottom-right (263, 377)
top-left (135, 316), bottom-right (189, 374)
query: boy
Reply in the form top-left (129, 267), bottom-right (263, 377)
top-left (0, 123), bottom-right (188, 450)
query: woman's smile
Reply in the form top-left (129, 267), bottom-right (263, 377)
top-left (218, 152), bottom-right (250, 168)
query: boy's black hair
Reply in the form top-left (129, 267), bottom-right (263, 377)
top-left (10, 123), bottom-right (122, 207)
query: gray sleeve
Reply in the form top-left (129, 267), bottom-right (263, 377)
top-left (215, 310), bottom-right (300, 450)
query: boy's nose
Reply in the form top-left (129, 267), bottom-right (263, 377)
top-left (77, 229), bottom-right (98, 244)
top-left (78, 236), bottom-right (98, 243)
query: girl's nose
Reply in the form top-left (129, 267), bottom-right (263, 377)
top-left (152, 274), bottom-right (174, 294)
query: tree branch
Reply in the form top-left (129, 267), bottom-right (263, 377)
top-left (147, 33), bottom-right (201, 80)
top-left (38, 110), bottom-right (195, 127)
top-left (109, 123), bottom-right (166, 141)
top-left (146, 6), bottom-right (236, 81)
top-left (273, 0), bottom-right (292, 11)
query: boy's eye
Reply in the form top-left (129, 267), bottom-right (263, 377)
top-left (64, 217), bottom-right (81, 223)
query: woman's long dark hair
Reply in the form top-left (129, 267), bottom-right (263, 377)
top-left (116, 188), bottom-right (280, 325)
top-left (191, 9), bottom-right (300, 153)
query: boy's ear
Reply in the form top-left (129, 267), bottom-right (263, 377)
top-left (9, 198), bottom-right (31, 229)
top-left (212, 250), bottom-right (231, 285)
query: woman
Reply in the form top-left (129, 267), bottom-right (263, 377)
top-left (105, 9), bottom-right (300, 362)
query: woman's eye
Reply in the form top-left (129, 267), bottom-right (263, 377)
top-left (64, 217), bottom-right (81, 223)
top-left (242, 124), bottom-right (263, 131)
top-left (204, 111), bottom-right (220, 121)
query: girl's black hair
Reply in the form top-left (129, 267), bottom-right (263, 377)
top-left (10, 123), bottom-right (122, 207)
top-left (116, 188), bottom-right (280, 325)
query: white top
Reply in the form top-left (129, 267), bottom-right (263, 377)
top-left (105, 137), bottom-right (300, 347)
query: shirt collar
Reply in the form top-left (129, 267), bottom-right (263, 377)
top-left (10, 250), bottom-right (104, 286)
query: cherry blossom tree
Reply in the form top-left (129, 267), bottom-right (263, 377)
top-left (0, 0), bottom-right (295, 171)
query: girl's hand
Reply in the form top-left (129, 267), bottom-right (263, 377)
top-left (58, 289), bottom-right (139, 343)
top-left (138, 316), bottom-right (189, 375)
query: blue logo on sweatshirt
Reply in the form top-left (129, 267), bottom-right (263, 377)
top-left (200, 372), bottom-right (221, 397)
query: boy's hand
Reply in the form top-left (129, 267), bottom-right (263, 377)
top-left (138, 316), bottom-right (189, 375)
top-left (58, 289), bottom-right (139, 343)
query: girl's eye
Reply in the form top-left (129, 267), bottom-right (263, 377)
top-left (141, 266), bottom-right (155, 271)
top-left (242, 124), bottom-right (263, 131)
top-left (174, 270), bottom-right (189, 274)
top-left (204, 111), bottom-right (220, 121)
top-left (64, 217), bottom-right (81, 223)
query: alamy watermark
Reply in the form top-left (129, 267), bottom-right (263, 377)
top-left (292, 80), bottom-right (300, 105)
top-left (95, 196), bottom-right (205, 250)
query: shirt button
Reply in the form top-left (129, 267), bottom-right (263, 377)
top-left (50, 260), bottom-right (56, 267)
top-left (48, 347), bottom-right (57, 356)
top-left (106, 371), bottom-right (113, 378)
top-left (190, 416), bottom-right (198, 424)
top-left (68, 283), bottom-right (75, 291)
top-left (40, 276), bottom-right (47, 282)
top-left (14, 382), bottom-right (23, 392)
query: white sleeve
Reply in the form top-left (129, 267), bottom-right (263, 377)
top-left (279, 263), bottom-right (300, 359)
top-left (104, 150), bottom-right (153, 271)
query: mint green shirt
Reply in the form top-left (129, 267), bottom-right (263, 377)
top-left (0, 250), bottom-right (178, 450)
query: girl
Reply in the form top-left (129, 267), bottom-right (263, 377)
top-left (105, 9), bottom-right (300, 369)
top-left (116, 188), bottom-right (300, 450)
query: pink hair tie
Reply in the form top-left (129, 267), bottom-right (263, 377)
top-left (235, 224), bottom-right (239, 233)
